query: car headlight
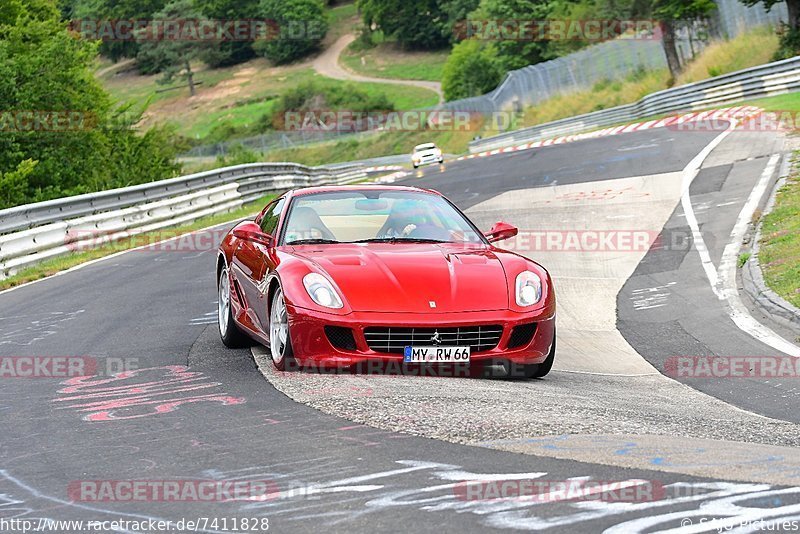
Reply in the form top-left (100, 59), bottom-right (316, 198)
top-left (515, 271), bottom-right (542, 307)
top-left (303, 273), bottom-right (343, 309)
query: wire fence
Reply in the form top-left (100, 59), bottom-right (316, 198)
top-left (183, 0), bottom-right (789, 158)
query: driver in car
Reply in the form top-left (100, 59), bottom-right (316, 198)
top-left (377, 200), bottom-right (451, 241)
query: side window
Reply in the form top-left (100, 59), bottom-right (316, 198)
top-left (259, 197), bottom-right (285, 236)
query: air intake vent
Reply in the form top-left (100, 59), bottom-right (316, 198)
top-left (324, 326), bottom-right (357, 351)
top-left (507, 323), bottom-right (537, 349)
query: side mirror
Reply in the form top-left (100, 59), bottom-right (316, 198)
top-left (485, 221), bottom-right (518, 243)
top-left (233, 223), bottom-right (274, 247)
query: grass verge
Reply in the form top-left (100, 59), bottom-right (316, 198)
top-left (518, 27), bottom-right (779, 131)
top-left (256, 125), bottom-right (479, 166)
top-left (0, 194), bottom-right (275, 292)
top-left (758, 156), bottom-right (800, 308)
top-left (340, 42), bottom-right (448, 82)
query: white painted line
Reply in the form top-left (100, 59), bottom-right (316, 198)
top-left (681, 134), bottom-right (800, 357)
top-left (554, 369), bottom-right (660, 377)
top-left (716, 154), bottom-right (800, 356)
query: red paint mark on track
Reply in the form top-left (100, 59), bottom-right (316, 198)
top-left (53, 365), bottom-right (245, 421)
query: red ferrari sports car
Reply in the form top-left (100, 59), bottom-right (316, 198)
top-left (216, 185), bottom-right (556, 378)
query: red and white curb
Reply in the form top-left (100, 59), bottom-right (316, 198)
top-left (374, 170), bottom-right (410, 183)
top-left (456, 106), bottom-right (763, 161)
top-left (364, 165), bottom-right (406, 173)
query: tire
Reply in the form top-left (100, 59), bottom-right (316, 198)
top-left (507, 330), bottom-right (556, 379)
top-left (218, 266), bottom-right (251, 348)
top-left (532, 332), bottom-right (556, 378)
top-left (413, 163), bottom-right (418, 169)
top-left (269, 286), bottom-right (295, 371)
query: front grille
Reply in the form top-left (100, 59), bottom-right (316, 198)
top-left (325, 326), bottom-right (357, 351)
top-left (364, 325), bottom-right (503, 354)
top-left (507, 323), bottom-right (537, 349)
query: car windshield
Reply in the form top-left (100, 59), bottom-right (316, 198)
top-left (282, 190), bottom-right (485, 245)
top-left (414, 144), bottom-right (436, 152)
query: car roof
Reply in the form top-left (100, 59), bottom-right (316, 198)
top-left (414, 143), bottom-right (436, 150)
top-left (287, 184), bottom-right (437, 197)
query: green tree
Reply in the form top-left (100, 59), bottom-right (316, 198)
top-left (740, 0), bottom-right (800, 59)
top-left (0, 0), bottom-right (111, 201)
top-left (135, 0), bottom-right (215, 96)
top-left (0, 160), bottom-right (36, 209)
top-left (0, 0), bottom-right (180, 209)
top-left (740, 0), bottom-right (799, 29)
top-left (254, 0), bottom-right (328, 63)
top-left (442, 39), bottom-right (502, 100)
top-left (652, 0), bottom-right (716, 80)
top-left (547, 0), bottom-right (652, 55)
top-left (470, 0), bottom-right (555, 71)
top-left (194, 0), bottom-right (260, 67)
top-left (69, 0), bottom-right (168, 62)
top-left (440, 0), bottom-right (480, 43)
top-left (358, 0), bottom-right (450, 49)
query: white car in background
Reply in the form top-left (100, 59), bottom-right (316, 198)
top-left (412, 143), bottom-right (444, 168)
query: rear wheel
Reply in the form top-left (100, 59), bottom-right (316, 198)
top-left (218, 266), bottom-right (250, 348)
top-left (269, 287), bottom-right (295, 371)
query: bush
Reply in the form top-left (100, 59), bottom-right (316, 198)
top-left (254, 0), bottom-right (328, 64)
top-left (215, 144), bottom-right (260, 166)
top-left (774, 23), bottom-right (800, 61)
top-left (270, 80), bottom-right (395, 128)
top-left (442, 40), bottom-right (502, 101)
top-left (0, 0), bottom-right (181, 209)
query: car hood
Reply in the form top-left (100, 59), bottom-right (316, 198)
top-left (289, 243), bottom-right (510, 313)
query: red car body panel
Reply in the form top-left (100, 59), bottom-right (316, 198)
top-left (217, 185), bottom-right (555, 369)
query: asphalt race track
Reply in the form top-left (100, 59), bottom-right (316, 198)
top-left (2, 122), bottom-right (800, 533)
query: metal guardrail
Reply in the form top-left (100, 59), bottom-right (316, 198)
top-left (0, 162), bottom-right (363, 235)
top-left (0, 162), bottom-right (367, 279)
top-left (469, 55), bottom-right (800, 153)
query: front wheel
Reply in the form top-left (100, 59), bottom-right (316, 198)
top-left (218, 266), bottom-right (250, 348)
top-left (269, 286), bottom-right (295, 371)
top-left (531, 333), bottom-right (556, 378)
top-left (507, 332), bottom-right (556, 379)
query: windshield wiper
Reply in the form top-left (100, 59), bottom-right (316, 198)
top-left (287, 238), bottom-right (340, 245)
top-left (352, 237), bottom-right (446, 244)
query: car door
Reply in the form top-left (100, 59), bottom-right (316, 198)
top-left (231, 197), bottom-right (285, 333)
